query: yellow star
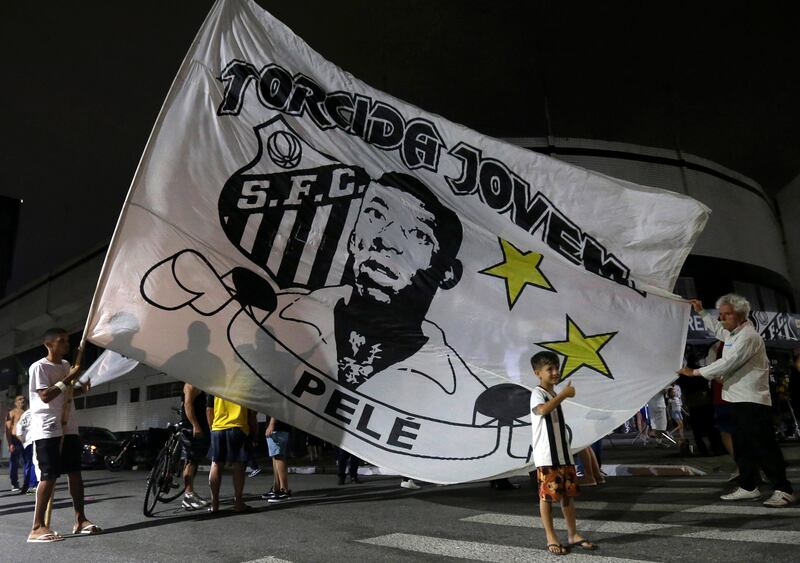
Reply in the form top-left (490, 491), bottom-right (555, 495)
top-left (480, 239), bottom-right (555, 309)
top-left (536, 316), bottom-right (617, 381)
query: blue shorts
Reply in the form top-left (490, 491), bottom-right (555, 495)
top-left (208, 428), bottom-right (250, 464)
top-left (715, 404), bottom-right (734, 434)
top-left (180, 427), bottom-right (210, 464)
top-left (670, 409), bottom-right (683, 422)
top-left (267, 430), bottom-right (290, 458)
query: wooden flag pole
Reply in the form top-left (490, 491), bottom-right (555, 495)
top-left (43, 342), bottom-right (85, 529)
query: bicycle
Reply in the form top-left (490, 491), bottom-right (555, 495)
top-left (104, 429), bottom-right (147, 472)
top-left (143, 422), bottom-right (185, 517)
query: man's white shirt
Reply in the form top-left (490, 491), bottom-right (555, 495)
top-left (697, 312), bottom-right (771, 406)
top-left (28, 358), bottom-right (79, 440)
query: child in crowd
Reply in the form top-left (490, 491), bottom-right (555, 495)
top-left (530, 351), bottom-right (596, 556)
top-left (667, 386), bottom-right (684, 440)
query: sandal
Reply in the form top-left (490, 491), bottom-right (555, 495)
top-left (570, 539), bottom-right (597, 550)
top-left (27, 532), bottom-right (64, 543)
top-left (73, 523), bottom-right (103, 535)
top-left (546, 543), bottom-right (567, 555)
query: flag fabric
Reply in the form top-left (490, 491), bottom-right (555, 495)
top-left (84, 0), bottom-right (709, 483)
top-left (79, 350), bottom-right (139, 387)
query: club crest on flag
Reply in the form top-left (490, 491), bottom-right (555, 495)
top-left (219, 116), bottom-right (371, 290)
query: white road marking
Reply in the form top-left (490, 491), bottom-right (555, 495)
top-left (600, 486), bottom-right (718, 494)
top-left (579, 500), bottom-right (800, 516)
top-left (358, 533), bottom-right (652, 562)
top-left (241, 557), bottom-right (293, 563)
top-left (463, 513), bottom-right (800, 545)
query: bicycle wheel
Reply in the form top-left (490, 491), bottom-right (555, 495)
top-left (105, 444), bottom-right (129, 471)
top-left (104, 455), bottom-right (123, 472)
top-left (158, 435), bottom-right (185, 503)
top-left (143, 450), bottom-right (168, 517)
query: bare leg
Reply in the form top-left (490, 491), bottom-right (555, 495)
top-left (675, 419), bottom-right (685, 440)
top-left (271, 458), bottom-right (280, 491)
top-left (562, 496), bottom-right (592, 547)
top-left (184, 460), bottom-right (197, 494)
top-left (587, 447), bottom-right (603, 483)
top-left (231, 462), bottom-right (249, 511)
top-left (720, 431), bottom-right (734, 458)
top-left (577, 449), bottom-right (596, 485)
top-left (208, 462), bottom-right (222, 512)
top-left (539, 499), bottom-right (564, 553)
top-left (30, 479), bottom-right (57, 539)
top-left (273, 456), bottom-right (289, 491)
top-left (67, 472), bottom-right (89, 530)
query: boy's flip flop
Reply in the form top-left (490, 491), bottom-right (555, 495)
top-left (571, 539), bottom-right (597, 550)
top-left (27, 532), bottom-right (64, 543)
top-left (73, 523), bottom-right (103, 535)
top-left (546, 543), bottom-right (567, 555)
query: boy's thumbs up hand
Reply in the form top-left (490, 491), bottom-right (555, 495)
top-left (561, 381), bottom-right (576, 398)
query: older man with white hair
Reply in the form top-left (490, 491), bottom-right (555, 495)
top-left (679, 294), bottom-right (794, 507)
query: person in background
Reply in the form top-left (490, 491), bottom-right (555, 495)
top-left (708, 341), bottom-right (739, 481)
top-left (206, 394), bottom-right (257, 513)
top-left (336, 447), bottom-right (362, 486)
top-left (576, 447), bottom-right (604, 486)
top-left (180, 383), bottom-right (210, 510)
top-left (306, 432), bottom-right (324, 466)
top-left (5, 394), bottom-right (27, 492)
top-left (263, 416), bottom-right (291, 502)
top-left (667, 387), bottom-right (685, 441)
top-left (13, 399), bottom-right (39, 494)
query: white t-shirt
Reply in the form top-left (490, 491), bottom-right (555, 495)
top-left (28, 358), bottom-right (79, 440)
top-left (16, 410), bottom-right (34, 447)
top-left (530, 386), bottom-right (574, 467)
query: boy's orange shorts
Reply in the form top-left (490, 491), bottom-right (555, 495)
top-left (536, 465), bottom-right (580, 502)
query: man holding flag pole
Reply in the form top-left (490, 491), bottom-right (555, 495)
top-left (27, 328), bottom-right (101, 543)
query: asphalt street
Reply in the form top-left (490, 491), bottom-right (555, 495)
top-left (1, 444), bottom-right (799, 563)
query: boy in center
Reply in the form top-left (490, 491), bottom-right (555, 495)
top-left (530, 351), bottom-right (596, 555)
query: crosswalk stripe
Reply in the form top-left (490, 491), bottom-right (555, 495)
top-left (601, 486), bottom-right (718, 494)
top-left (462, 513), bottom-right (800, 545)
top-left (241, 557), bottom-right (293, 563)
top-left (661, 477), bottom-right (721, 483)
top-left (464, 513), bottom-right (669, 534)
top-left (579, 500), bottom-right (800, 516)
top-left (358, 533), bottom-right (652, 562)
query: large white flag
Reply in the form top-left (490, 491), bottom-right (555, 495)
top-left (85, 0), bottom-right (708, 483)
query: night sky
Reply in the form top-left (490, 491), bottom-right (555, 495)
top-left (2, 1), bottom-right (798, 295)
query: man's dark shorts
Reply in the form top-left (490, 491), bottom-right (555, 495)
top-left (35, 435), bottom-right (81, 480)
top-left (180, 426), bottom-right (210, 464)
top-left (208, 428), bottom-right (250, 464)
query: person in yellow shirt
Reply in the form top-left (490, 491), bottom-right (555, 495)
top-left (206, 394), bottom-right (257, 513)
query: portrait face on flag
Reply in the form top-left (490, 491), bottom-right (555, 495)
top-left (85, 0), bottom-right (708, 483)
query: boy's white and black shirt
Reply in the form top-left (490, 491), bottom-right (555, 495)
top-left (530, 386), bottom-right (574, 467)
